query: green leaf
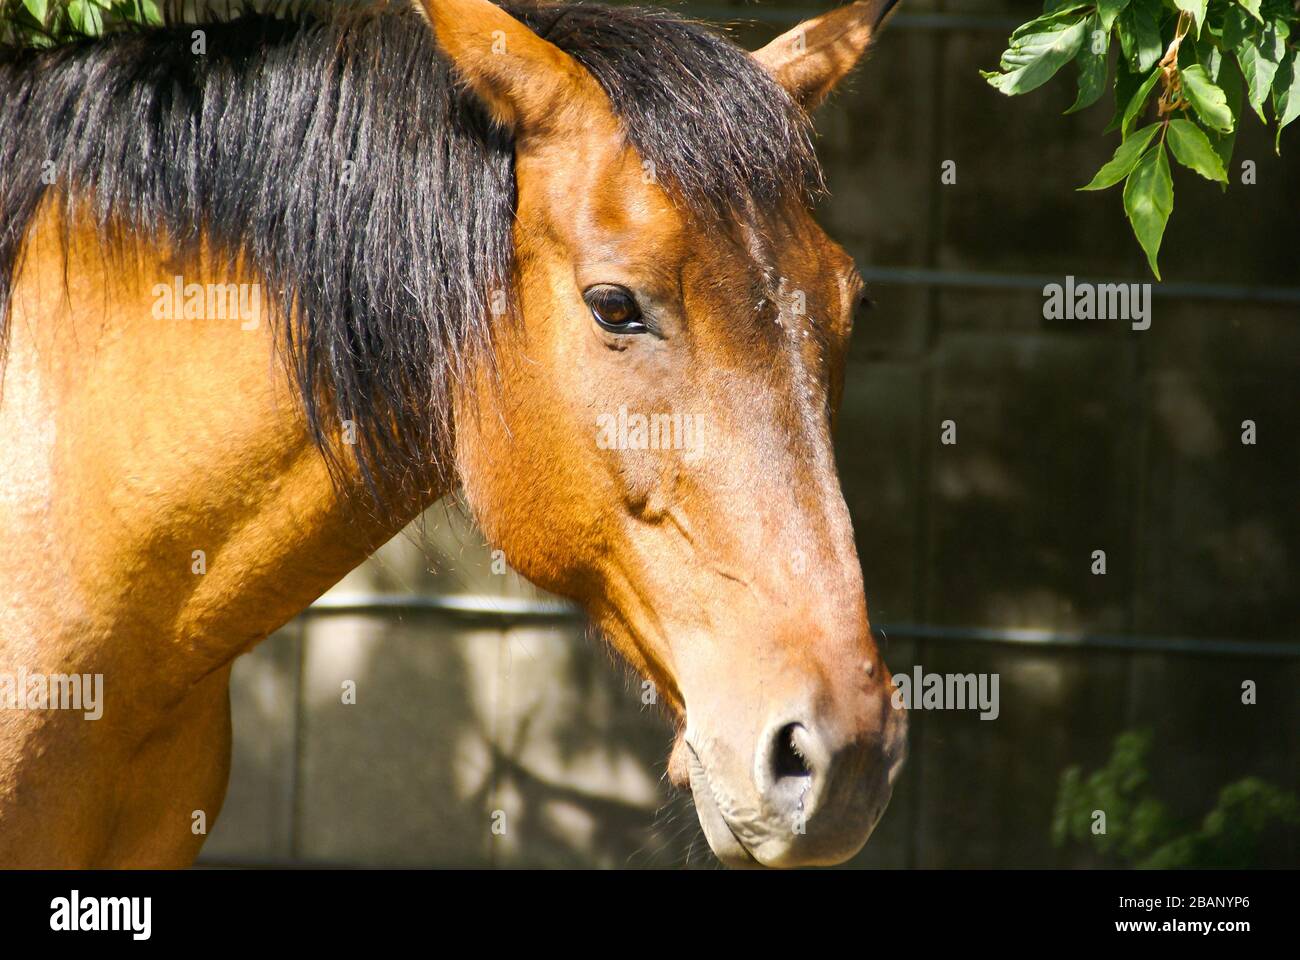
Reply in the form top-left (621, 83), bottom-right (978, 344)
top-left (1221, 6), bottom-right (1254, 48)
top-left (1007, 8), bottom-right (1082, 47)
top-left (21, 0), bottom-right (48, 25)
top-left (1067, 15), bottom-right (1109, 113)
top-left (1192, 35), bottom-right (1222, 81)
top-left (1080, 123), bottom-right (1162, 189)
top-left (1275, 15), bottom-right (1292, 45)
top-left (1122, 68), bottom-right (1162, 137)
top-left (1174, 0), bottom-right (1208, 35)
top-left (1119, 4), bottom-right (1164, 73)
top-left (1123, 142), bottom-right (1174, 280)
top-left (1237, 27), bottom-right (1284, 122)
top-left (1206, 54), bottom-right (1244, 180)
top-left (1237, 0), bottom-right (1263, 23)
top-left (1098, 0), bottom-right (1132, 34)
top-left (984, 12), bottom-right (1090, 95)
top-left (67, 0), bottom-right (105, 35)
top-left (1265, 15), bottom-right (1288, 49)
top-left (1181, 63), bottom-right (1236, 132)
top-left (1107, 61), bottom-right (1144, 132)
top-left (138, 0), bottom-right (162, 25)
top-left (1166, 118), bottom-right (1229, 180)
top-left (1274, 48), bottom-right (1300, 153)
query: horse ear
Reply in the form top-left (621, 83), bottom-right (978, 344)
top-left (752, 0), bottom-right (901, 111)
top-left (412, 0), bottom-right (597, 137)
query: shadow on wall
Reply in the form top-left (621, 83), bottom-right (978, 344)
top-left (834, 307), bottom-right (1299, 868)
top-left (202, 502), bottom-right (713, 868)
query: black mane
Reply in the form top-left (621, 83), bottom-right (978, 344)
top-left (0, 1), bottom-right (821, 502)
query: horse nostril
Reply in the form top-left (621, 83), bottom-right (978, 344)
top-left (759, 721), bottom-right (824, 821)
top-left (771, 722), bottom-right (813, 782)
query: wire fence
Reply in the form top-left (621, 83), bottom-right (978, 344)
top-left (307, 593), bottom-right (1300, 658)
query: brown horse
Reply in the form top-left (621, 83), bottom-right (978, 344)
top-left (0, 0), bottom-right (905, 868)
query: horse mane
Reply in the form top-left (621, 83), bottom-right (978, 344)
top-left (0, 0), bottom-right (821, 504)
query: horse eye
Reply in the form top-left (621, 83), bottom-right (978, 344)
top-left (585, 285), bottom-right (647, 334)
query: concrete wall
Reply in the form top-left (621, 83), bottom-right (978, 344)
top-left (200, 0), bottom-right (1300, 867)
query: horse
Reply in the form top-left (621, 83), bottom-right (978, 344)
top-left (0, 0), bottom-right (907, 868)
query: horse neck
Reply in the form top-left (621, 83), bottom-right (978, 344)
top-left (0, 206), bottom-right (432, 693)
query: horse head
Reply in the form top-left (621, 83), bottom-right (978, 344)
top-left (422, 0), bottom-right (908, 867)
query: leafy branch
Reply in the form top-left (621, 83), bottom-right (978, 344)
top-left (984, 0), bottom-right (1300, 279)
top-left (1, 0), bottom-right (161, 47)
top-left (1052, 729), bottom-right (1300, 867)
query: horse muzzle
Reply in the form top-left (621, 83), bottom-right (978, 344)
top-left (678, 689), bottom-right (909, 868)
